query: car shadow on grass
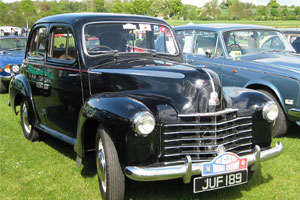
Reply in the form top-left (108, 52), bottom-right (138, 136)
top-left (38, 133), bottom-right (97, 178)
top-left (284, 124), bottom-right (300, 139)
top-left (125, 165), bottom-right (273, 200)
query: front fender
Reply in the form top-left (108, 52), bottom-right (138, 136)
top-left (244, 77), bottom-right (300, 120)
top-left (223, 86), bottom-right (273, 146)
top-left (74, 93), bottom-right (152, 159)
top-left (9, 74), bottom-right (37, 126)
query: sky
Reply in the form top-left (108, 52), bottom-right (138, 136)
top-left (2, 0), bottom-right (300, 7)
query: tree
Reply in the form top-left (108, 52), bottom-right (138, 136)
top-left (295, 6), bottom-right (300, 16)
top-left (169, 0), bottom-right (183, 19)
top-left (270, 7), bottom-right (279, 16)
top-left (268, 0), bottom-right (279, 8)
top-left (228, 0), bottom-right (252, 20)
top-left (94, 0), bottom-right (106, 12)
top-left (0, 0), bottom-right (10, 25)
top-left (202, 0), bottom-right (221, 20)
top-left (282, 8), bottom-right (289, 16)
top-left (19, 0), bottom-right (36, 15)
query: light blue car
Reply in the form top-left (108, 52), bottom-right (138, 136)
top-left (174, 24), bottom-right (300, 137)
top-left (0, 36), bottom-right (27, 93)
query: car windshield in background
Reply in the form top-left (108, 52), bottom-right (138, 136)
top-left (0, 37), bottom-right (27, 51)
top-left (223, 30), bottom-right (294, 57)
top-left (84, 23), bottom-right (178, 56)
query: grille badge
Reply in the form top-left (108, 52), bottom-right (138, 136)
top-left (216, 145), bottom-right (226, 155)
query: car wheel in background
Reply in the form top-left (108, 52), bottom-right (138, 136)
top-left (95, 126), bottom-right (125, 200)
top-left (258, 89), bottom-right (289, 137)
top-left (20, 101), bottom-right (40, 141)
top-left (0, 79), bottom-right (7, 93)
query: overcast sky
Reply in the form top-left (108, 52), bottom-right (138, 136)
top-left (2, 0), bottom-right (300, 7)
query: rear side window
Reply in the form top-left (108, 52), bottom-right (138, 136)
top-left (28, 27), bottom-right (47, 58)
top-left (49, 26), bottom-right (77, 61)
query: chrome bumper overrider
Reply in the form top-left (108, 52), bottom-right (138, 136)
top-left (125, 142), bottom-right (283, 184)
top-left (288, 108), bottom-right (300, 118)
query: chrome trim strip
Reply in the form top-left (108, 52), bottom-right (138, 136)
top-left (178, 108), bottom-right (239, 117)
top-left (164, 116), bottom-right (252, 127)
top-left (288, 108), bottom-right (300, 118)
top-left (39, 124), bottom-right (76, 146)
top-left (125, 142), bottom-right (283, 183)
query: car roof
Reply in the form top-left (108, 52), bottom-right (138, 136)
top-left (174, 23), bottom-right (278, 32)
top-left (35, 13), bottom-right (169, 27)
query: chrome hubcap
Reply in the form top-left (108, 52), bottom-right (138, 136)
top-left (22, 103), bottom-right (32, 133)
top-left (96, 138), bottom-right (106, 192)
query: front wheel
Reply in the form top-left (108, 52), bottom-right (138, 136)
top-left (95, 126), bottom-right (125, 200)
top-left (20, 101), bottom-right (40, 141)
top-left (258, 89), bottom-right (289, 137)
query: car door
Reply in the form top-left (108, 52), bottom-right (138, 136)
top-left (24, 25), bottom-right (48, 125)
top-left (176, 29), bottom-right (225, 80)
top-left (42, 25), bottom-right (82, 139)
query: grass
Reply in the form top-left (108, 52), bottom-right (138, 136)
top-left (0, 93), bottom-right (300, 199)
top-left (168, 20), bottom-right (300, 28)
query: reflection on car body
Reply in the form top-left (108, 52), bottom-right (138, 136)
top-left (174, 24), bottom-right (300, 137)
top-left (9, 14), bottom-right (283, 200)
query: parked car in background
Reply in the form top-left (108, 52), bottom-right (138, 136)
top-left (174, 24), bottom-right (300, 137)
top-left (9, 14), bottom-right (283, 200)
top-left (281, 28), bottom-right (300, 54)
top-left (0, 36), bottom-right (27, 93)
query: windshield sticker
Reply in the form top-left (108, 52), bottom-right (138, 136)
top-left (160, 26), bottom-right (167, 33)
top-left (123, 24), bottom-right (137, 30)
top-left (139, 24), bottom-right (151, 31)
top-left (229, 51), bottom-right (242, 57)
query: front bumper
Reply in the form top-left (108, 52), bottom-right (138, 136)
top-left (125, 142), bottom-right (283, 184)
top-left (0, 75), bottom-right (12, 82)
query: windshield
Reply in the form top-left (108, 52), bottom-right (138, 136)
top-left (83, 23), bottom-right (178, 56)
top-left (223, 30), bottom-right (294, 57)
top-left (0, 37), bottom-right (27, 51)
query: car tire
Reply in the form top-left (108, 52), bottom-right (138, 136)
top-left (20, 101), bottom-right (40, 141)
top-left (257, 89), bottom-right (289, 137)
top-left (0, 79), bottom-right (7, 93)
top-left (95, 126), bottom-right (125, 200)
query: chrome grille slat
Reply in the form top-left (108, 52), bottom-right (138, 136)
top-left (164, 116), bottom-right (252, 127)
top-left (161, 109), bottom-right (253, 165)
top-left (164, 125), bottom-right (252, 135)
top-left (164, 131), bottom-right (252, 142)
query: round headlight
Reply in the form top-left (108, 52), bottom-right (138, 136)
top-left (133, 111), bottom-right (155, 136)
top-left (4, 65), bottom-right (11, 73)
top-left (263, 101), bottom-right (279, 122)
top-left (12, 64), bottom-right (20, 73)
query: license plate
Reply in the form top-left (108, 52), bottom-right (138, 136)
top-left (193, 170), bottom-right (248, 193)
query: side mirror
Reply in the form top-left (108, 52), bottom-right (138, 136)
top-left (205, 49), bottom-right (212, 58)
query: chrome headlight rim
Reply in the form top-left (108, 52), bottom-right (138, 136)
top-left (263, 101), bottom-right (279, 122)
top-left (12, 64), bottom-right (20, 73)
top-left (133, 111), bottom-right (156, 136)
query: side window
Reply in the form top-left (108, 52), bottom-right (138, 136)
top-left (175, 30), bottom-right (194, 53)
top-left (215, 39), bottom-right (224, 57)
top-left (194, 31), bottom-right (218, 56)
top-left (28, 27), bottom-right (47, 58)
top-left (49, 26), bottom-right (77, 61)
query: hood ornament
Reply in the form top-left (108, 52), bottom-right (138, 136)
top-left (209, 91), bottom-right (220, 106)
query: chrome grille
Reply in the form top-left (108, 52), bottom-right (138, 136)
top-left (161, 108), bottom-right (253, 165)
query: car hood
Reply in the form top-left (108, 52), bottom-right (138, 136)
top-left (89, 58), bottom-right (226, 114)
top-left (240, 52), bottom-right (300, 80)
top-left (0, 51), bottom-right (25, 67)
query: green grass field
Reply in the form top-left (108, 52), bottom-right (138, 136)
top-left (168, 20), bottom-right (300, 28)
top-left (0, 93), bottom-right (300, 199)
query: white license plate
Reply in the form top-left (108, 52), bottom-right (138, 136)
top-left (193, 170), bottom-right (248, 193)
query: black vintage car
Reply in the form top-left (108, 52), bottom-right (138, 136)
top-left (9, 13), bottom-right (283, 199)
